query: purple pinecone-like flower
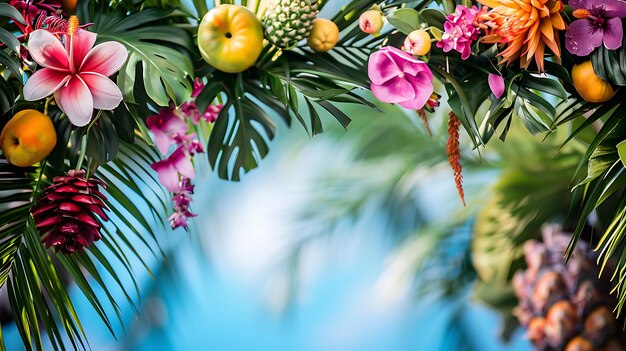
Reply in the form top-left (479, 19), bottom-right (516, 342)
top-left (31, 170), bottom-right (109, 254)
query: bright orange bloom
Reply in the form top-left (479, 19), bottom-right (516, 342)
top-left (477, 0), bottom-right (566, 71)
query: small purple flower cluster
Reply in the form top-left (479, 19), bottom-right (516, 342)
top-left (147, 78), bottom-right (223, 229)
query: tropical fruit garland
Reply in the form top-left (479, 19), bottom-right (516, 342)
top-left (1, 0), bottom-right (626, 349)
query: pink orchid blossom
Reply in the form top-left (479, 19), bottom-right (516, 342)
top-left (168, 178), bottom-right (197, 230)
top-left (173, 133), bottom-right (204, 155)
top-left (23, 29), bottom-right (128, 126)
top-left (368, 46), bottom-right (434, 110)
top-left (488, 74), bottom-right (505, 99)
top-left (202, 104), bottom-right (223, 123)
top-left (150, 147), bottom-right (196, 193)
top-left (146, 107), bottom-right (189, 155)
top-left (191, 77), bottom-right (204, 97)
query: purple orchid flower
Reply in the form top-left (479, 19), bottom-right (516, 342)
top-left (565, 0), bottom-right (626, 56)
top-left (146, 107), bottom-right (188, 155)
top-left (150, 147), bottom-right (196, 193)
top-left (168, 179), bottom-right (197, 230)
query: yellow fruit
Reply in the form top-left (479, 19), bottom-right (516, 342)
top-left (572, 61), bottom-right (617, 103)
top-left (404, 29), bottom-right (431, 56)
top-left (307, 18), bottom-right (339, 53)
top-left (1, 109), bottom-right (57, 167)
top-left (197, 4), bottom-right (264, 73)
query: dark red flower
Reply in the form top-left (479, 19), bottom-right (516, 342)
top-left (31, 169), bottom-right (109, 254)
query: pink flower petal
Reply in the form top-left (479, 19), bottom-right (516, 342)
top-left (151, 160), bottom-right (180, 192)
top-left (80, 41), bottom-right (128, 77)
top-left (23, 68), bottom-right (70, 101)
top-left (370, 76), bottom-right (416, 103)
top-left (398, 73), bottom-right (434, 110)
top-left (66, 30), bottom-right (97, 73)
top-left (148, 126), bottom-right (173, 155)
top-left (28, 29), bottom-right (69, 71)
top-left (368, 50), bottom-right (402, 85)
top-left (386, 46), bottom-right (422, 64)
top-left (79, 72), bottom-right (123, 110)
top-left (171, 148), bottom-right (195, 180)
top-left (488, 73), bottom-right (505, 99)
top-left (55, 76), bottom-right (94, 127)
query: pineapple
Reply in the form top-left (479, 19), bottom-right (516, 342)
top-left (513, 225), bottom-right (626, 350)
top-left (263, 0), bottom-right (320, 49)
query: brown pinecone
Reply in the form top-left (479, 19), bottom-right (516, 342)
top-left (513, 224), bottom-right (626, 350)
top-left (31, 170), bottom-right (109, 254)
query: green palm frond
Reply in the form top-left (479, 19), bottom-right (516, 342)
top-left (0, 128), bottom-right (170, 350)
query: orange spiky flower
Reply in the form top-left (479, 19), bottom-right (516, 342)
top-left (477, 0), bottom-right (566, 71)
top-left (447, 112), bottom-right (465, 206)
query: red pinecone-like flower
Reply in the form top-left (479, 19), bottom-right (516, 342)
top-left (31, 170), bottom-right (109, 254)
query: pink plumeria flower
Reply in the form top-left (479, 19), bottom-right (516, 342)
top-left (146, 107), bottom-right (189, 155)
top-left (23, 27), bottom-right (128, 126)
top-left (150, 147), bottom-right (195, 193)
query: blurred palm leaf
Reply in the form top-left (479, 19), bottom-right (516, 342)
top-left (0, 4), bottom-right (24, 114)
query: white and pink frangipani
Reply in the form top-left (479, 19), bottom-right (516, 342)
top-left (23, 29), bottom-right (128, 126)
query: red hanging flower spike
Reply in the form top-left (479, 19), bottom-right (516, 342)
top-left (447, 112), bottom-right (465, 206)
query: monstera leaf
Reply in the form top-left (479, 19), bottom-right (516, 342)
top-left (592, 35), bottom-right (626, 86)
top-left (86, 7), bottom-right (194, 107)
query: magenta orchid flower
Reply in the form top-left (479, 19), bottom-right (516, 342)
top-left (565, 0), bottom-right (626, 56)
top-left (168, 179), bottom-right (197, 230)
top-left (368, 46), bottom-right (434, 110)
top-left (488, 74), bottom-right (505, 99)
top-left (150, 147), bottom-right (196, 193)
top-left (23, 28), bottom-right (128, 126)
top-left (146, 107), bottom-right (189, 155)
top-left (191, 77), bottom-right (204, 98)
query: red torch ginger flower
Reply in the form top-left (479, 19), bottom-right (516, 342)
top-left (31, 170), bottom-right (109, 254)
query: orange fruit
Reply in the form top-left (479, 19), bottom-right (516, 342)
top-left (197, 5), bottom-right (264, 73)
top-left (307, 18), bottom-right (339, 53)
top-left (572, 61), bottom-right (617, 103)
top-left (1, 109), bottom-right (57, 167)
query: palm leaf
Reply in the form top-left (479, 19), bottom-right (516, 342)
top-left (0, 119), bottom-right (171, 350)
